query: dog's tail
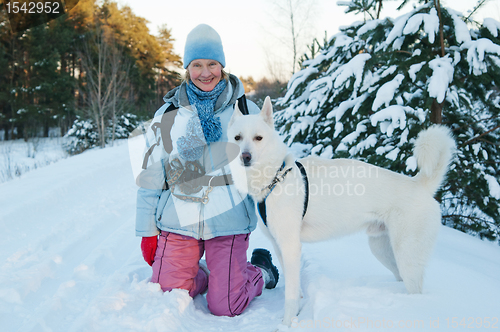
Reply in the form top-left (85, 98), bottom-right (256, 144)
top-left (413, 125), bottom-right (456, 194)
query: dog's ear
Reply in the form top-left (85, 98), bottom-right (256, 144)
top-left (229, 102), bottom-right (244, 128)
top-left (260, 96), bottom-right (274, 128)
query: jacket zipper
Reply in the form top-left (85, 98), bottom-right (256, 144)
top-left (198, 201), bottom-right (204, 239)
top-left (199, 143), bottom-right (212, 240)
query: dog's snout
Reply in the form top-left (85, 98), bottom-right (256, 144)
top-left (241, 152), bottom-right (252, 166)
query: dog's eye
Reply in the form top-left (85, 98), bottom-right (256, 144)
top-left (234, 135), bottom-right (241, 141)
top-left (254, 136), bottom-right (263, 141)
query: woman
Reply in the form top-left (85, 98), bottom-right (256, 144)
top-left (135, 24), bottom-right (279, 317)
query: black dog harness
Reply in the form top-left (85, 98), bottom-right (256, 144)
top-left (258, 160), bottom-right (309, 226)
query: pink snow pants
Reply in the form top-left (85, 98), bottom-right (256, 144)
top-left (151, 231), bottom-right (264, 317)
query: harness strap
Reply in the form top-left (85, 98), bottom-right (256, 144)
top-left (258, 200), bottom-right (268, 226)
top-left (258, 161), bottom-right (309, 227)
top-left (295, 161), bottom-right (309, 219)
top-left (236, 94), bottom-right (249, 115)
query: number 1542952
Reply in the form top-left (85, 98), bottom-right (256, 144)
top-left (5, 2), bottom-right (60, 14)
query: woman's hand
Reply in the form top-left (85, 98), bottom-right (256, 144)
top-left (141, 236), bottom-right (158, 266)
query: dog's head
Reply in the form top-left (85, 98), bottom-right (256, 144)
top-left (227, 96), bottom-right (285, 168)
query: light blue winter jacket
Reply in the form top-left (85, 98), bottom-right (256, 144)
top-left (135, 75), bottom-right (260, 240)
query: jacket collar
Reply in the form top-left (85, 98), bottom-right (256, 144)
top-left (163, 74), bottom-right (244, 114)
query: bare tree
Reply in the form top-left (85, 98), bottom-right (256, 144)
top-left (79, 25), bottom-right (130, 148)
top-left (109, 40), bottom-right (131, 145)
top-left (263, 47), bottom-right (289, 83)
top-left (266, 0), bottom-right (317, 76)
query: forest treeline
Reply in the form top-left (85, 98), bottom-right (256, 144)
top-left (0, 0), bottom-right (286, 146)
top-left (0, 0), bottom-right (182, 142)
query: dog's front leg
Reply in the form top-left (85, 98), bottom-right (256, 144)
top-left (278, 236), bottom-right (302, 326)
top-left (260, 222), bottom-right (285, 274)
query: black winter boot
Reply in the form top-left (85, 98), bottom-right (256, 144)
top-left (251, 248), bottom-right (279, 289)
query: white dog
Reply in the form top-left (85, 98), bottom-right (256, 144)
top-left (227, 96), bottom-right (456, 327)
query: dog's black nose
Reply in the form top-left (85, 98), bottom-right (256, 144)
top-left (241, 152), bottom-right (252, 166)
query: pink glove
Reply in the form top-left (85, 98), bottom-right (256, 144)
top-left (141, 236), bottom-right (158, 266)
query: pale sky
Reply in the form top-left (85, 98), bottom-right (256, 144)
top-left (119, 0), bottom-right (500, 81)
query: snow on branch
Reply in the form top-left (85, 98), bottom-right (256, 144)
top-left (402, 8), bottom-right (439, 44)
top-left (463, 38), bottom-right (500, 75)
top-left (483, 18), bottom-right (500, 38)
top-left (428, 55), bottom-right (454, 103)
top-left (370, 105), bottom-right (412, 137)
top-left (372, 74), bottom-right (405, 111)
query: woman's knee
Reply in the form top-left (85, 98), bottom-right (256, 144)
top-left (206, 292), bottom-right (243, 317)
top-left (151, 232), bottom-right (204, 292)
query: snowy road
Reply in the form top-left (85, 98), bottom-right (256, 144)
top-left (1, 141), bottom-right (499, 331)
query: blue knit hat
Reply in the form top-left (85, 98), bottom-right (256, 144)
top-left (183, 24), bottom-right (225, 69)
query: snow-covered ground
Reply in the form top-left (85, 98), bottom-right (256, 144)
top-left (0, 141), bottom-right (499, 332)
top-left (0, 138), bottom-right (69, 183)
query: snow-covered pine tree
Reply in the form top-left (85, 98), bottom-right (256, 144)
top-left (275, 1), bottom-right (500, 242)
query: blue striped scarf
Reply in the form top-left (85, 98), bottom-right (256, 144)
top-left (186, 79), bottom-right (227, 143)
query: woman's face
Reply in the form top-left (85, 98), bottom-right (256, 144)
top-left (188, 59), bottom-right (222, 92)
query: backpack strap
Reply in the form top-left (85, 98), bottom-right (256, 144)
top-left (141, 103), bottom-right (177, 169)
top-left (160, 103), bottom-right (178, 154)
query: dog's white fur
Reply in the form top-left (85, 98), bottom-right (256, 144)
top-left (227, 97), bottom-right (456, 326)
